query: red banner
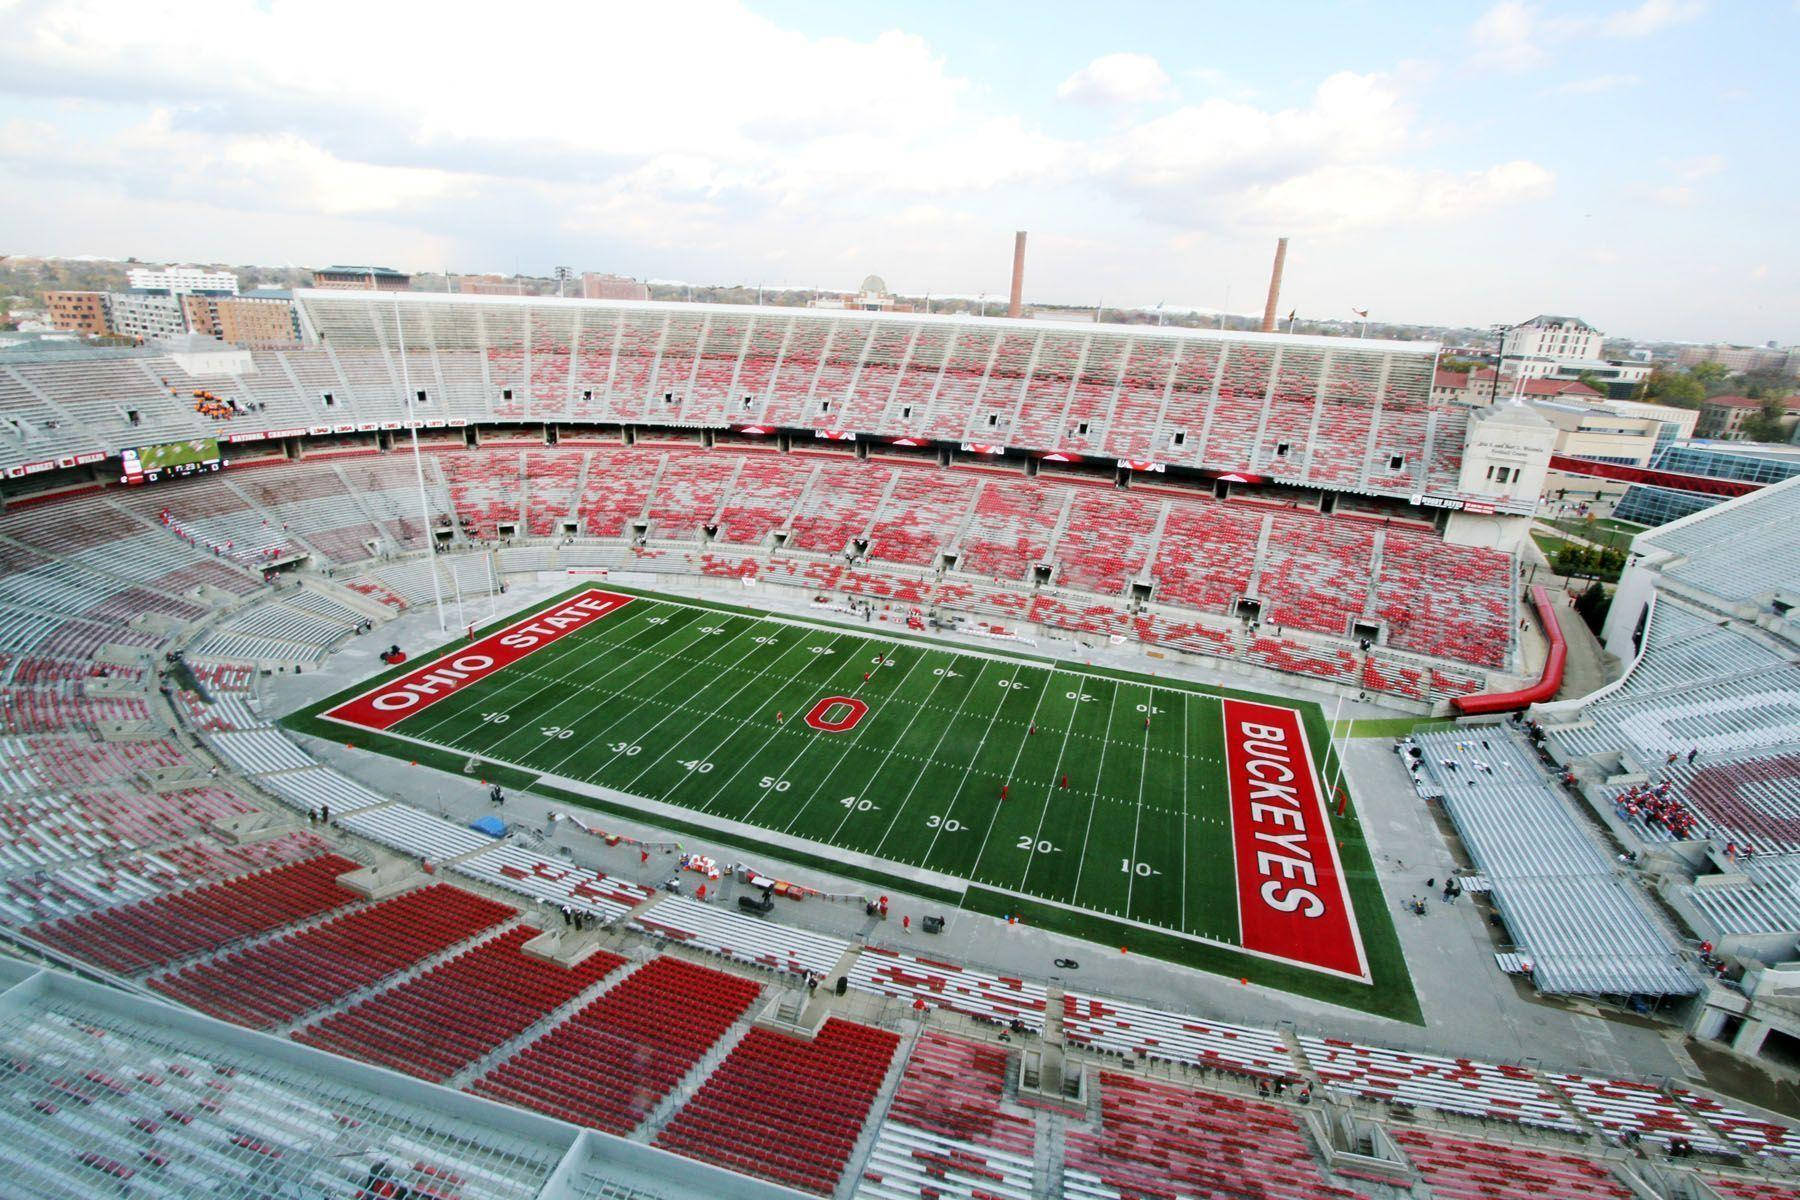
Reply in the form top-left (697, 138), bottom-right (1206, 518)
top-left (324, 589), bottom-right (633, 732)
top-left (1222, 699), bottom-right (1367, 980)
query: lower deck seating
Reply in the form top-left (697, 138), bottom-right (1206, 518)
top-left (1062, 1072), bottom-right (1362, 1200)
top-left (0, 830), bottom-right (331, 927)
top-left (146, 884), bottom-right (515, 1029)
top-left (849, 946), bottom-right (1048, 1031)
top-left (472, 955), bottom-right (760, 1135)
top-left (1064, 993), bottom-right (1296, 1079)
top-left (858, 1031), bottom-right (1036, 1200)
top-left (1548, 1074), bottom-right (1732, 1154)
top-left (1390, 1129), bottom-right (1634, 1200)
top-left (23, 853), bottom-right (361, 975)
top-left (657, 1017), bottom-right (900, 1196)
top-left (632, 894), bottom-right (848, 979)
top-left (291, 924), bottom-right (620, 1082)
top-left (1299, 1035), bottom-right (1577, 1131)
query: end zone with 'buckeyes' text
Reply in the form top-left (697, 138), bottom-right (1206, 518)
top-left (323, 589), bottom-right (633, 732)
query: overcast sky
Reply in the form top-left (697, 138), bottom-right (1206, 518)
top-left (0, 0), bottom-right (1793, 343)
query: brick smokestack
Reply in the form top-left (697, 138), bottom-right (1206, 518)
top-left (1259, 236), bottom-right (1289, 333)
top-left (1008, 231), bottom-right (1027, 318)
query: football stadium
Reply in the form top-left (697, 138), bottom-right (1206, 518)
top-left (0, 288), bottom-right (1796, 1200)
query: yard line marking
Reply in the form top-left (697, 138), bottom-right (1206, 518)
top-left (541, 615), bottom-right (773, 777)
top-left (1180, 691), bottom-right (1191, 929)
top-left (869, 657), bottom-right (998, 860)
top-left (1018, 670), bottom-right (1081, 888)
top-left (737, 641), bottom-right (909, 825)
top-left (1067, 679), bottom-right (1122, 902)
top-left (1124, 684), bottom-right (1153, 918)
top-left (967, 664), bottom-right (1055, 882)
top-left (471, 607), bottom-right (727, 762)
top-left (413, 602), bottom-right (701, 753)
top-left (782, 650), bottom-right (935, 836)
top-left (818, 654), bottom-right (956, 845)
top-left (920, 661), bottom-right (1025, 865)
top-left (400, 597), bottom-right (667, 741)
top-left (685, 635), bottom-right (894, 817)
top-left (620, 630), bottom-right (835, 794)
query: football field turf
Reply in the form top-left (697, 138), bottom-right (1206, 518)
top-left (293, 584), bottom-right (1417, 1019)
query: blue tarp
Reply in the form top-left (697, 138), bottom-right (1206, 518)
top-left (468, 815), bottom-right (507, 838)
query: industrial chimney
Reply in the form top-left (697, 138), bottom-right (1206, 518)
top-left (1008, 231), bottom-right (1027, 319)
top-left (1259, 236), bottom-right (1289, 333)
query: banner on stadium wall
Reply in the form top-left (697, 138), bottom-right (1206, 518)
top-left (814, 429), bottom-right (855, 441)
top-left (1117, 459), bottom-right (1165, 472)
top-left (1221, 699), bottom-right (1369, 981)
top-left (732, 425), bottom-right (774, 436)
top-left (888, 436), bottom-right (928, 447)
top-left (961, 442), bottom-right (1006, 455)
top-left (1040, 451), bottom-right (1084, 464)
top-left (323, 589), bottom-right (633, 732)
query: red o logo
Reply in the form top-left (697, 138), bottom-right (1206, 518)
top-left (803, 695), bottom-right (868, 733)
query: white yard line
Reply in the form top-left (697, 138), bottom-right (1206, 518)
top-left (620, 632), bottom-right (838, 795)
top-left (869, 658), bottom-right (999, 860)
top-left (539, 616), bottom-right (774, 778)
top-left (966, 670), bottom-right (1055, 886)
top-left (400, 598), bottom-right (669, 742)
top-left (1180, 691), bottom-right (1191, 930)
top-left (1067, 681), bottom-right (1123, 903)
top-left (919, 662), bottom-right (1025, 865)
top-left (780, 650), bottom-right (934, 835)
top-left (1124, 686), bottom-right (1153, 918)
top-left (817, 654), bottom-right (957, 845)
top-left (737, 641), bottom-right (908, 825)
top-left (430, 606), bottom-right (709, 756)
top-left (685, 634), bottom-right (891, 817)
top-left (1018, 682), bottom-right (1083, 887)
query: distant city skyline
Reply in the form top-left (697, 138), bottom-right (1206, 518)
top-left (0, 0), bottom-right (1793, 345)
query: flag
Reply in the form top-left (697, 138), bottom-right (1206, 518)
top-left (1286, 308), bottom-right (1296, 322)
top-left (1352, 307), bottom-right (1369, 318)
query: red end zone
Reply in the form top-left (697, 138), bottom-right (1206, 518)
top-left (324, 589), bottom-right (633, 732)
top-left (1222, 699), bottom-right (1369, 981)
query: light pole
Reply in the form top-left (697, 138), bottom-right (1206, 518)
top-left (1489, 323), bottom-right (1512, 406)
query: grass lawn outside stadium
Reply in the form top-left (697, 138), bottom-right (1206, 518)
top-left (288, 583), bottom-right (1419, 1021)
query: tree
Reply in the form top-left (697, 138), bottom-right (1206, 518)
top-left (1639, 367), bottom-right (1705, 409)
top-left (1741, 397), bottom-right (1791, 444)
top-left (1690, 360), bottom-right (1730, 389)
top-left (1576, 370), bottom-right (1610, 396)
top-left (1574, 580), bottom-right (1612, 635)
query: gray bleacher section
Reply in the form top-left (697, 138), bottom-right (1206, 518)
top-left (1639, 473), bottom-right (1800, 603)
top-left (1550, 597), bottom-right (1800, 764)
top-left (1414, 728), bottom-right (1695, 996)
top-left (1682, 853), bottom-right (1800, 937)
top-left (0, 963), bottom-right (803, 1200)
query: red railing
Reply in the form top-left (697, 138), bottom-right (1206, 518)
top-left (1452, 585), bottom-right (1566, 715)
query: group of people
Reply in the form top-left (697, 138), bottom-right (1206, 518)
top-left (306, 804), bottom-right (331, 826)
top-left (1613, 780), bottom-right (1699, 842)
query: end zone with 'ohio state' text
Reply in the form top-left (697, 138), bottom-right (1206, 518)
top-left (297, 584), bottom-right (1408, 1016)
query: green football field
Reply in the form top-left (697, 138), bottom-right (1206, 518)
top-left (294, 584), bottom-right (1417, 1018)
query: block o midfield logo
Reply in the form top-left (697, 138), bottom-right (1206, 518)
top-left (803, 695), bottom-right (869, 733)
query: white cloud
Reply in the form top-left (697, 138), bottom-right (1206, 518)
top-left (1472, 2), bottom-right (1555, 72)
top-left (1471, 0), bottom-right (1706, 72)
top-left (1085, 71), bottom-right (1551, 235)
top-left (1546, 73), bottom-right (1642, 95)
top-left (1602, 0), bottom-right (1706, 37)
top-left (1056, 53), bottom-right (1174, 106)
